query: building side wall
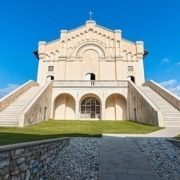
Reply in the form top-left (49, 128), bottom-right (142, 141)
top-left (127, 81), bottom-right (159, 126)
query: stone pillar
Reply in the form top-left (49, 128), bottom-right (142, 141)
top-left (75, 93), bottom-right (80, 120)
top-left (136, 41), bottom-right (145, 85)
top-left (37, 41), bottom-right (46, 85)
top-left (114, 30), bottom-right (122, 57)
top-left (101, 97), bottom-right (106, 120)
top-left (60, 30), bottom-right (68, 57)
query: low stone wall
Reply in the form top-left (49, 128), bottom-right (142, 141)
top-left (127, 81), bottom-right (163, 126)
top-left (0, 137), bottom-right (70, 179)
top-left (144, 80), bottom-right (180, 110)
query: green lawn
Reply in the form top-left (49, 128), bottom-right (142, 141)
top-left (176, 134), bottom-right (180, 140)
top-left (0, 120), bottom-right (161, 145)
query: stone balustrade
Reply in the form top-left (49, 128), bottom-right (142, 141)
top-left (0, 80), bottom-right (38, 111)
top-left (0, 137), bottom-right (70, 179)
top-left (53, 80), bottom-right (128, 88)
top-left (144, 80), bottom-right (180, 110)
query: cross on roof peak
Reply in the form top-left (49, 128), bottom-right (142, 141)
top-left (89, 10), bottom-right (93, 20)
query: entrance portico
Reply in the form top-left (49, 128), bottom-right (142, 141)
top-left (52, 80), bottom-right (128, 120)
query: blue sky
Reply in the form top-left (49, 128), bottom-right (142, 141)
top-left (0, 0), bottom-right (180, 97)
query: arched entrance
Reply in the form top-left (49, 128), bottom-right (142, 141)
top-left (54, 93), bottom-right (75, 120)
top-left (105, 94), bottom-right (127, 120)
top-left (80, 96), bottom-right (101, 119)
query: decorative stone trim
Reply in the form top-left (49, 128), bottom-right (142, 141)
top-left (0, 137), bottom-right (70, 179)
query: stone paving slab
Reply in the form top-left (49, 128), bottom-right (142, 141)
top-left (98, 136), bottom-right (160, 180)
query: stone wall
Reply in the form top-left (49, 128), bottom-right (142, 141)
top-left (127, 81), bottom-right (163, 126)
top-left (0, 138), bottom-right (70, 179)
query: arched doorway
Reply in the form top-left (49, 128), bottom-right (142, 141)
top-left (80, 97), bottom-right (101, 119)
top-left (54, 93), bottom-right (75, 120)
top-left (105, 94), bottom-right (127, 120)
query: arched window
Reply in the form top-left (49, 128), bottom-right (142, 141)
top-left (81, 97), bottom-right (100, 119)
top-left (85, 73), bottom-right (96, 80)
top-left (47, 75), bottom-right (54, 82)
top-left (128, 76), bottom-right (135, 83)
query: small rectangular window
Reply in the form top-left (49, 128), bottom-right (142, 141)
top-left (128, 66), bottom-right (134, 72)
top-left (48, 66), bottom-right (54, 72)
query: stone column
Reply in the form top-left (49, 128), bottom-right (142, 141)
top-left (136, 41), bottom-right (145, 85)
top-left (101, 95), bottom-right (106, 120)
top-left (75, 93), bottom-right (80, 120)
top-left (37, 41), bottom-right (46, 85)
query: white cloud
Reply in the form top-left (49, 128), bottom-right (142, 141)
top-left (159, 79), bottom-right (180, 97)
top-left (0, 84), bottom-right (19, 99)
top-left (160, 58), bottom-right (171, 65)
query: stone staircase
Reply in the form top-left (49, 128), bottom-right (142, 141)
top-left (0, 86), bottom-right (42, 127)
top-left (140, 86), bottom-right (180, 127)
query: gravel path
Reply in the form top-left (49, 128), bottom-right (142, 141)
top-left (136, 138), bottom-right (180, 180)
top-left (44, 137), bottom-right (101, 180)
top-left (44, 137), bottom-right (179, 180)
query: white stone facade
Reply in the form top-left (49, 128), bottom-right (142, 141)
top-left (36, 20), bottom-right (145, 120)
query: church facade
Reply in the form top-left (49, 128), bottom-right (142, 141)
top-left (0, 20), bottom-right (180, 127)
top-left (36, 20), bottom-right (145, 121)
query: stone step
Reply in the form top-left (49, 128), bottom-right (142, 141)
top-left (140, 86), bottom-right (180, 127)
top-left (162, 113), bottom-right (180, 118)
top-left (0, 117), bottom-right (20, 121)
top-left (0, 85), bottom-right (42, 127)
top-left (0, 123), bottom-right (19, 127)
top-left (163, 121), bottom-right (180, 127)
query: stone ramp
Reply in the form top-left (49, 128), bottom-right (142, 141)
top-left (99, 136), bottom-right (160, 180)
top-left (0, 86), bottom-right (42, 126)
top-left (140, 86), bottom-right (180, 127)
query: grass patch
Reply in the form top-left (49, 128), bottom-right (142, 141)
top-left (0, 120), bottom-right (161, 145)
top-left (176, 134), bottom-right (180, 140)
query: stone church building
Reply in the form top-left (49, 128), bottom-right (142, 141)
top-left (0, 20), bottom-right (180, 127)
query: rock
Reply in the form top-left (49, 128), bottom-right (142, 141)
top-left (0, 159), bottom-right (10, 168)
top-left (0, 152), bottom-right (9, 161)
top-left (25, 169), bottom-right (30, 180)
top-left (44, 137), bottom-right (100, 180)
top-left (136, 138), bottom-right (180, 180)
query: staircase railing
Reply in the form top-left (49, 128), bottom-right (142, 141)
top-left (0, 80), bottom-right (38, 111)
top-left (144, 80), bottom-right (180, 111)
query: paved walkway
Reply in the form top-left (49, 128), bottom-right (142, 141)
top-left (98, 136), bottom-right (160, 180)
top-left (103, 127), bottom-right (180, 138)
top-left (98, 127), bottom-right (180, 180)
top-left (147, 127), bottom-right (180, 137)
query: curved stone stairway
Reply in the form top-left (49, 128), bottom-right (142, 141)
top-left (140, 86), bottom-right (180, 127)
top-left (0, 86), bottom-right (42, 127)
